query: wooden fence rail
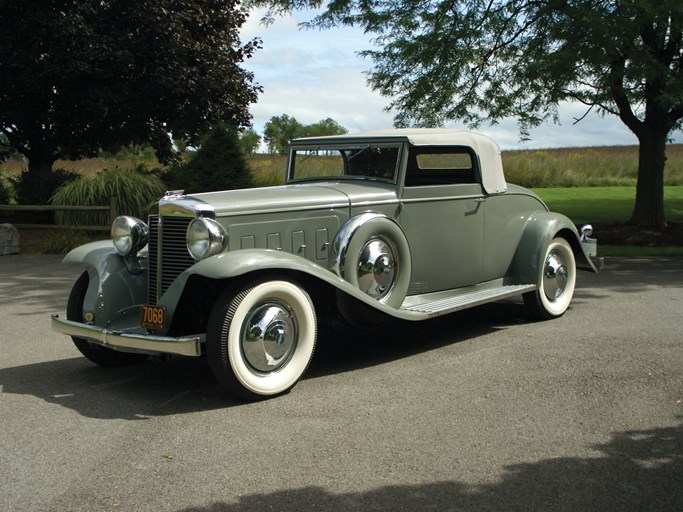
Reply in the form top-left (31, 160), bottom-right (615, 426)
top-left (0, 196), bottom-right (118, 231)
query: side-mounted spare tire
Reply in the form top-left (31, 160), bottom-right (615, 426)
top-left (330, 212), bottom-right (411, 309)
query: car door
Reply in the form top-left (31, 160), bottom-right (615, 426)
top-left (399, 146), bottom-right (485, 295)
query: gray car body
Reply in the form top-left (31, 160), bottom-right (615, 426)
top-left (54, 129), bottom-right (597, 355)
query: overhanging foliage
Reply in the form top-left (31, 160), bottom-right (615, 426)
top-left (251, 0), bottom-right (682, 226)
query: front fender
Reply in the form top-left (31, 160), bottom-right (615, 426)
top-left (62, 240), bottom-right (147, 330)
top-left (512, 212), bottom-right (596, 285)
top-left (63, 239), bottom-right (116, 267)
top-left (161, 249), bottom-right (404, 323)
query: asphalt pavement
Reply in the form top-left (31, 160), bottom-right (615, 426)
top-left (0, 255), bottom-right (681, 511)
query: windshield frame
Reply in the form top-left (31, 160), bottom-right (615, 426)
top-left (286, 142), bottom-right (404, 185)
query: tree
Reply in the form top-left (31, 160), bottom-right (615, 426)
top-left (263, 114), bottom-right (348, 153)
top-left (0, 0), bottom-right (261, 200)
top-left (165, 123), bottom-right (253, 193)
top-left (253, 0), bottom-right (683, 227)
top-left (0, 132), bottom-right (18, 162)
top-left (264, 114), bottom-right (304, 154)
top-left (239, 128), bottom-right (263, 154)
top-left (301, 117), bottom-right (349, 138)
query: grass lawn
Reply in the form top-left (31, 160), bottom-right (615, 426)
top-left (531, 186), bottom-right (683, 224)
top-left (532, 186), bottom-right (683, 256)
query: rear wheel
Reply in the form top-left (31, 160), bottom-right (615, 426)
top-left (207, 277), bottom-right (317, 401)
top-left (67, 272), bottom-right (148, 367)
top-left (523, 238), bottom-right (576, 320)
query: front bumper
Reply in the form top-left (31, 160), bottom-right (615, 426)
top-left (51, 315), bottom-right (202, 357)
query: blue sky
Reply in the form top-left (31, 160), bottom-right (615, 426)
top-left (241, 8), bottom-right (681, 151)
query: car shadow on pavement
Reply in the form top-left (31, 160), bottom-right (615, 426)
top-left (174, 422), bottom-right (683, 512)
top-left (309, 300), bottom-right (529, 378)
top-left (0, 302), bottom-right (528, 419)
top-left (7, 256), bottom-right (677, 420)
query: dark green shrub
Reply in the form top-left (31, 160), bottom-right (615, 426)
top-left (10, 168), bottom-right (79, 205)
top-left (164, 123), bottom-right (253, 193)
top-left (52, 167), bottom-right (166, 227)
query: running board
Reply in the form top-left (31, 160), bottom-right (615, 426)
top-left (400, 284), bottom-right (536, 319)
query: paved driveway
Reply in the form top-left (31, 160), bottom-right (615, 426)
top-left (0, 255), bottom-right (681, 511)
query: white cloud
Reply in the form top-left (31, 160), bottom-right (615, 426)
top-left (242, 10), bottom-right (682, 149)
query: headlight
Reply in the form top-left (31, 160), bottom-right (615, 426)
top-left (111, 216), bottom-right (148, 256)
top-left (186, 217), bottom-right (227, 260)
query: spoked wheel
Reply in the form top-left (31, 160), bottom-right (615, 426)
top-left (67, 271), bottom-right (148, 367)
top-left (207, 277), bottom-right (317, 401)
top-left (524, 237), bottom-right (576, 320)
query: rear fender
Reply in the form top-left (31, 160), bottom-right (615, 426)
top-left (511, 212), bottom-right (596, 285)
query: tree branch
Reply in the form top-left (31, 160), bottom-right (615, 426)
top-left (608, 56), bottom-right (643, 136)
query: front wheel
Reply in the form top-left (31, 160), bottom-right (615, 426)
top-left (67, 272), bottom-right (148, 367)
top-left (206, 277), bottom-right (317, 401)
top-left (523, 237), bottom-right (576, 320)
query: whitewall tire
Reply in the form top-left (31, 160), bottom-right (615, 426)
top-left (207, 277), bottom-right (317, 400)
top-left (524, 237), bottom-right (576, 320)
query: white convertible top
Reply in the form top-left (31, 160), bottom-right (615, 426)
top-left (293, 128), bottom-right (507, 194)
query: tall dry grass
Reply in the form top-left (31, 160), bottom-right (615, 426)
top-left (244, 145), bottom-right (683, 188)
top-left (2, 144), bottom-right (682, 191)
top-left (503, 145), bottom-right (683, 187)
top-left (0, 157), bottom-right (157, 178)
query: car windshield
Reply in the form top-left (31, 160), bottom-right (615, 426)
top-left (288, 144), bottom-right (402, 183)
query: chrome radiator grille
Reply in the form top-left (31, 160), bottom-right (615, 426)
top-left (147, 215), bottom-right (195, 304)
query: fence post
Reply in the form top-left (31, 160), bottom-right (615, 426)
top-left (109, 195), bottom-right (118, 226)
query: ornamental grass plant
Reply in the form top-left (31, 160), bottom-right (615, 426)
top-left (51, 166), bottom-right (166, 227)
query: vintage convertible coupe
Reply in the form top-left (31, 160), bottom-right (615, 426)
top-left (52, 129), bottom-right (600, 400)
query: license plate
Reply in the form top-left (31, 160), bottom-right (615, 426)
top-left (141, 304), bottom-right (166, 330)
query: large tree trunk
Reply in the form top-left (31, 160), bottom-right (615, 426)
top-left (17, 147), bottom-right (60, 205)
top-left (631, 129), bottom-right (667, 228)
top-left (27, 151), bottom-right (56, 178)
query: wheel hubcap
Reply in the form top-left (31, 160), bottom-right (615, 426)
top-left (357, 237), bottom-right (397, 300)
top-left (543, 251), bottom-right (568, 301)
top-left (241, 301), bottom-right (298, 372)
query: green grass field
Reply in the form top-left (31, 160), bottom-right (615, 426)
top-left (533, 186), bottom-right (683, 256)
top-left (532, 186), bottom-right (683, 224)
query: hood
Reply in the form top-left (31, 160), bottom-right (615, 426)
top-left (188, 181), bottom-right (399, 217)
top-left (185, 183), bottom-right (350, 217)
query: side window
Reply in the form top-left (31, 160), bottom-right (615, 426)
top-left (405, 146), bottom-right (478, 186)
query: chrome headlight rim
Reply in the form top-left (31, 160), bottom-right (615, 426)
top-left (111, 216), bottom-right (149, 257)
top-left (186, 217), bottom-right (227, 261)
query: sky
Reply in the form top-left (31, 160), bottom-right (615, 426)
top-left (241, 8), bottom-right (682, 151)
